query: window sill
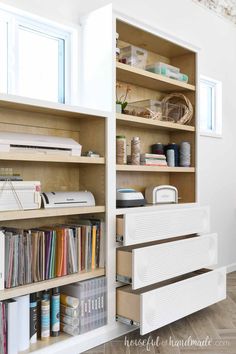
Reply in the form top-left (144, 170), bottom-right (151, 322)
top-left (199, 131), bottom-right (222, 139)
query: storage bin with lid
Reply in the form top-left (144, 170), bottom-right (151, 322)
top-left (120, 45), bottom-right (147, 69)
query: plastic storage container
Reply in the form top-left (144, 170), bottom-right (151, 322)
top-left (162, 102), bottom-right (185, 122)
top-left (124, 99), bottom-right (162, 120)
top-left (146, 62), bottom-right (188, 83)
top-left (120, 45), bottom-right (147, 69)
top-left (146, 62), bottom-right (180, 75)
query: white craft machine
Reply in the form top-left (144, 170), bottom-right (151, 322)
top-left (145, 185), bottom-right (178, 204)
top-left (0, 132), bottom-right (82, 156)
top-left (0, 181), bottom-right (41, 211)
top-left (41, 191), bottom-right (95, 208)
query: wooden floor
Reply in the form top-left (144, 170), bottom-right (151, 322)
top-left (84, 272), bottom-right (236, 353)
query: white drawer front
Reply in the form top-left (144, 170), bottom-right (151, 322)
top-left (140, 268), bottom-right (226, 335)
top-left (123, 206), bottom-right (209, 246)
top-left (133, 233), bottom-right (217, 289)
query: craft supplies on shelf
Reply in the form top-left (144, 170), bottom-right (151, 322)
top-left (119, 45), bottom-right (147, 69)
top-left (162, 101), bottom-right (185, 122)
top-left (165, 143), bottom-right (179, 167)
top-left (61, 277), bottom-right (107, 334)
top-left (162, 93), bottom-right (193, 124)
top-left (146, 62), bottom-right (189, 83)
top-left (179, 141), bottom-right (191, 167)
top-left (131, 136), bottom-right (141, 165)
top-left (116, 135), bottom-right (127, 164)
top-left (140, 153), bottom-right (167, 166)
top-left (151, 143), bottom-right (164, 155)
top-left (124, 99), bottom-right (162, 120)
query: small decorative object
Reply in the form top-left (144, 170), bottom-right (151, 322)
top-left (84, 150), bottom-right (100, 158)
top-left (131, 136), bottom-right (141, 165)
top-left (116, 135), bottom-right (127, 165)
top-left (179, 141), bottom-right (191, 167)
top-left (162, 93), bottom-right (193, 125)
top-left (116, 83), bottom-right (131, 113)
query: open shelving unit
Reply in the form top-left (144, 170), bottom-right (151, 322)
top-left (0, 93), bottom-right (109, 352)
top-left (116, 18), bottom-right (197, 205)
top-left (0, 6), bottom-right (202, 354)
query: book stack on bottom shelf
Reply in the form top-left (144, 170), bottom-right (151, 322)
top-left (0, 277), bottom-right (107, 354)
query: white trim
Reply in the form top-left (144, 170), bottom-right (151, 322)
top-left (199, 75), bottom-right (222, 138)
top-left (114, 10), bottom-right (201, 54)
top-left (226, 263), bottom-right (236, 274)
top-left (0, 4), bottom-right (80, 105)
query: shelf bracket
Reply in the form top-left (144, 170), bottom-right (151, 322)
top-left (116, 235), bottom-right (123, 242)
top-left (116, 274), bottom-right (132, 284)
top-left (116, 315), bottom-right (139, 327)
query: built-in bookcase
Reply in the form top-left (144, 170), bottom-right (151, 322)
top-left (116, 19), bottom-right (197, 204)
top-left (0, 95), bottom-right (107, 352)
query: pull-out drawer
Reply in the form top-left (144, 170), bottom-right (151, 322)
top-left (116, 268), bottom-right (226, 335)
top-left (117, 233), bottom-right (218, 289)
top-left (117, 206), bottom-right (209, 246)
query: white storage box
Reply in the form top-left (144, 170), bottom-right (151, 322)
top-left (0, 181), bottom-right (41, 211)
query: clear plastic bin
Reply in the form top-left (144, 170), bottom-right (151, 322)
top-left (162, 102), bottom-right (185, 122)
top-left (146, 62), bottom-right (180, 75)
top-left (120, 45), bottom-right (147, 69)
top-left (146, 62), bottom-right (188, 83)
top-left (124, 99), bottom-right (162, 120)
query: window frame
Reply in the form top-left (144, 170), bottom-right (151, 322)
top-left (199, 75), bottom-right (222, 138)
top-left (0, 5), bottom-right (79, 105)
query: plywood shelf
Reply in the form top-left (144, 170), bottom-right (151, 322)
top-left (0, 93), bottom-right (108, 119)
top-left (0, 152), bottom-right (105, 164)
top-left (116, 165), bottom-right (195, 173)
top-left (116, 62), bottom-right (195, 92)
top-left (0, 268), bottom-right (105, 301)
top-left (0, 206), bottom-right (105, 221)
top-left (116, 113), bottom-right (195, 132)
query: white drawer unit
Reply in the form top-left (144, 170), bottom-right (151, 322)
top-left (116, 206), bottom-right (210, 246)
top-left (116, 268), bottom-right (226, 335)
top-left (116, 233), bottom-right (218, 289)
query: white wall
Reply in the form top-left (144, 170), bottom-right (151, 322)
top-left (1, 0), bottom-right (236, 269)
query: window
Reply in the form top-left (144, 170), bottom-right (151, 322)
top-left (0, 7), bottom-right (77, 104)
top-left (200, 76), bottom-right (222, 137)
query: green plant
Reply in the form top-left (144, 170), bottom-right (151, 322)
top-left (116, 84), bottom-right (131, 112)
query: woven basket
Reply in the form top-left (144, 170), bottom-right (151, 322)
top-left (161, 93), bottom-right (193, 125)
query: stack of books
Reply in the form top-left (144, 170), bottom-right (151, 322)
top-left (61, 277), bottom-right (107, 334)
top-left (2, 219), bottom-right (105, 289)
top-left (140, 153), bottom-right (167, 166)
